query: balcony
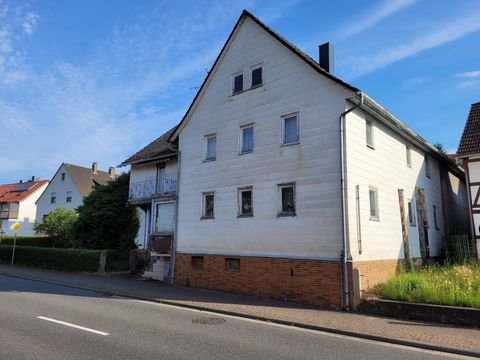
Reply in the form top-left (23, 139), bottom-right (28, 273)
top-left (129, 178), bottom-right (177, 202)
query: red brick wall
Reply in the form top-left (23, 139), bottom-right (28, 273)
top-left (353, 259), bottom-right (404, 292)
top-left (174, 253), bottom-right (347, 309)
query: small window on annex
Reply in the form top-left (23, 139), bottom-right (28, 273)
top-left (366, 119), bottom-right (374, 148)
top-left (238, 187), bottom-right (253, 216)
top-left (369, 187), bottom-right (379, 221)
top-left (205, 134), bottom-right (216, 161)
top-left (202, 192), bottom-right (215, 219)
top-left (425, 156), bottom-right (431, 178)
top-left (278, 183), bottom-right (296, 216)
top-left (408, 199), bottom-right (416, 226)
top-left (225, 258), bottom-right (240, 272)
top-left (282, 114), bottom-right (299, 145)
top-left (240, 124), bottom-right (254, 154)
top-left (251, 66), bottom-right (263, 88)
top-left (406, 146), bottom-right (412, 167)
top-left (232, 73), bottom-right (243, 94)
top-left (191, 256), bottom-right (204, 270)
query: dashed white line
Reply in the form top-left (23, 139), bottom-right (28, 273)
top-left (37, 316), bottom-right (109, 336)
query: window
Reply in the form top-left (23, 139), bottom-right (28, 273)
top-left (205, 134), bottom-right (216, 161)
top-left (251, 66), bottom-right (263, 87)
top-left (282, 114), bottom-right (299, 145)
top-left (369, 187), bottom-right (379, 220)
top-left (366, 119), bottom-right (374, 148)
top-left (433, 205), bottom-right (440, 230)
top-left (238, 187), bottom-right (253, 216)
top-left (425, 156), bottom-right (431, 178)
top-left (408, 199), bottom-right (416, 226)
top-left (278, 183), bottom-right (296, 216)
top-left (50, 192), bottom-right (56, 204)
top-left (202, 192), bottom-right (215, 219)
top-left (61, 173), bottom-right (66, 181)
top-left (240, 124), bottom-right (254, 154)
top-left (225, 258), bottom-right (240, 272)
top-left (0, 203), bottom-right (9, 219)
top-left (66, 191), bottom-right (72, 203)
top-left (154, 202), bottom-right (175, 233)
top-left (191, 256), bottom-right (204, 270)
top-left (406, 146), bottom-right (412, 167)
top-left (232, 73), bottom-right (243, 94)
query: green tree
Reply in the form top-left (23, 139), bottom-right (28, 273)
top-left (34, 208), bottom-right (78, 247)
top-left (73, 172), bottom-right (139, 251)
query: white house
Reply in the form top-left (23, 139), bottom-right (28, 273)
top-left (120, 128), bottom-right (178, 280)
top-left (165, 11), bottom-right (468, 309)
top-left (457, 102), bottom-right (480, 259)
top-left (0, 178), bottom-right (49, 236)
top-left (35, 162), bottom-right (115, 222)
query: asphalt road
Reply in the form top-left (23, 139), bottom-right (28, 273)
top-left (0, 275), bottom-right (473, 360)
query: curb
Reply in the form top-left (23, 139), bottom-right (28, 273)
top-left (2, 271), bottom-right (479, 359)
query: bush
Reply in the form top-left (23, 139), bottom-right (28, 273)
top-left (34, 208), bottom-right (78, 247)
top-left (0, 245), bottom-right (101, 272)
top-left (0, 236), bottom-right (53, 247)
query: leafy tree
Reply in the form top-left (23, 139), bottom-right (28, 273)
top-left (34, 208), bottom-right (78, 247)
top-left (73, 172), bottom-right (139, 251)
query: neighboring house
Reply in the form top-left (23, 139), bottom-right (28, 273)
top-left (35, 162), bottom-right (116, 222)
top-left (457, 102), bottom-right (480, 259)
top-left (0, 178), bottom-right (49, 236)
top-left (119, 128), bottom-right (178, 280)
top-left (125, 10), bottom-right (469, 309)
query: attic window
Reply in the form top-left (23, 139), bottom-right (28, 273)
top-left (232, 73), bottom-right (243, 94)
top-left (61, 173), bottom-right (66, 181)
top-left (251, 66), bottom-right (263, 87)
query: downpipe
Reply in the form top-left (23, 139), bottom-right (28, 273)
top-left (339, 91), bottom-right (363, 310)
top-left (170, 150), bottom-right (181, 285)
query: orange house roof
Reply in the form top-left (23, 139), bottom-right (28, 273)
top-left (0, 180), bottom-right (49, 203)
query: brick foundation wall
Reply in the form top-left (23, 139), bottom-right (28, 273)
top-left (174, 253), bottom-right (347, 309)
top-left (353, 259), bottom-right (404, 292)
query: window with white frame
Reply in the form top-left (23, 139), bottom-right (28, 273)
top-left (232, 73), bottom-right (243, 94)
top-left (369, 187), bottom-right (379, 220)
top-left (366, 119), bottom-right (374, 148)
top-left (50, 192), bottom-right (56, 204)
top-left (406, 146), bottom-right (412, 167)
top-left (238, 187), bottom-right (253, 216)
top-left (251, 66), bottom-right (263, 88)
top-left (433, 205), bottom-right (439, 230)
top-left (278, 183), bottom-right (296, 216)
top-left (202, 192), bottom-right (215, 219)
top-left (408, 199), bottom-right (416, 226)
top-left (204, 134), bottom-right (216, 161)
top-left (66, 191), bottom-right (72, 203)
top-left (240, 124), bottom-right (254, 154)
top-left (425, 156), bottom-right (431, 178)
top-left (282, 114), bottom-right (299, 145)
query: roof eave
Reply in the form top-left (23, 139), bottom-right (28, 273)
top-left (119, 151), bottom-right (178, 167)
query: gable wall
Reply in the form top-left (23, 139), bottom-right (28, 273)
top-left (177, 17), bottom-right (353, 259)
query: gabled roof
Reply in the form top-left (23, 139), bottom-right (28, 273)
top-left (457, 102), bottom-right (480, 157)
top-left (64, 163), bottom-right (113, 197)
top-left (169, 10), bottom-right (359, 141)
top-left (120, 127), bottom-right (178, 167)
top-left (0, 180), bottom-right (48, 203)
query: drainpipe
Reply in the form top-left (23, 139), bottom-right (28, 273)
top-left (170, 151), bottom-right (181, 285)
top-left (339, 91), bottom-right (364, 311)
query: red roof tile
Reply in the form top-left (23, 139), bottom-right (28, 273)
top-left (0, 180), bottom-right (48, 203)
top-left (458, 102), bottom-right (480, 157)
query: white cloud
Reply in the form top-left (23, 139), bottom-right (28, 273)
top-left (456, 70), bottom-right (480, 78)
top-left (338, 0), bottom-right (416, 38)
top-left (346, 9), bottom-right (480, 79)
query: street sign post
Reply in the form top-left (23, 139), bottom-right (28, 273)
top-left (10, 222), bottom-right (21, 265)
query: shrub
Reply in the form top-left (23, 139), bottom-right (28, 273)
top-left (0, 236), bottom-right (53, 247)
top-left (0, 245), bottom-right (101, 272)
top-left (34, 208), bottom-right (78, 247)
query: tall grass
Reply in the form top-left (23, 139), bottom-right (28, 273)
top-left (376, 262), bottom-right (480, 308)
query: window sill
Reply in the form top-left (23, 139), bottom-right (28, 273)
top-left (203, 158), bottom-right (216, 163)
top-left (192, 267), bottom-right (204, 271)
top-left (281, 141), bottom-right (299, 148)
top-left (239, 150), bottom-right (254, 156)
top-left (369, 217), bottom-right (380, 222)
top-left (237, 214), bottom-right (253, 218)
top-left (231, 84), bottom-right (264, 97)
top-left (225, 268), bottom-right (240, 272)
top-left (250, 84), bottom-right (263, 90)
top-left (200, 216), bottom-right (215, 220)
top-left (277, 212), bottom-right (296, 217)
top-left (366, 144), bottom-right (375, 150)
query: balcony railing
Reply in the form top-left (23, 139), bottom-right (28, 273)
top-left (129, 178), bottom-right (177, 201)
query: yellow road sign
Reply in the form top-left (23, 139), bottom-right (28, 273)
top-left (10, 222), bottom-right (21, 233)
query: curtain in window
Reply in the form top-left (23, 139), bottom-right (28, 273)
top-left (284, 117), bottom-right (298, 143)
top-left (242, 127), bottom-right (253, 152)
top-left (206, 137), bottom-right (216, 159)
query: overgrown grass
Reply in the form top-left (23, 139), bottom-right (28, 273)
top-left (375, 262), bottom-right (480, 308)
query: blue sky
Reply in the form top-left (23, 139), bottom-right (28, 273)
top-left (0, 0), bottom-right (479, 183)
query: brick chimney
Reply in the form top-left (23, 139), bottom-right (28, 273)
top-left (92, 162), bottom-right (98, 174)
top-left (108, 167), bottom-right (116, 178)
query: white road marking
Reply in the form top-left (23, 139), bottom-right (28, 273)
top-left (37, 316), bottom-right (109, 336)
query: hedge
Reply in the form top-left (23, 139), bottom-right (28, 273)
top-left (0, 236), bottom-right (53, 248)
top-left (0, 245), bottom-right (101, 272)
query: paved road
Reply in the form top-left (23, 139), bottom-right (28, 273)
top-left (0, 275), bottom-right (473, 360)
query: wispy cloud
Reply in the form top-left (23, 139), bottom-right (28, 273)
top-left (455, 70), bottom-right (480, 88)
top-left (337, 0), bottom-right (416, 39)
top-left (456, 70), bottom-right (480, 78)
top-left (402, 77), bottom-right (426, 87)
top-left (345, 8), bottom-right (480, 79)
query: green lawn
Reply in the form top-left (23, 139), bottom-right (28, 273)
top-left (374, 262), bottom-right (480, 309)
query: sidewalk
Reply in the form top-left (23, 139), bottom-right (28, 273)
top-left (0, 264), bottom-right (478, 357)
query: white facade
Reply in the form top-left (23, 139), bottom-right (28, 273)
top-left (35, 164), bottom-right (83, 222)
top-left (176, 16), bottom-right (353, 259)
top-left (1, 182), bottom-right (48, 236)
